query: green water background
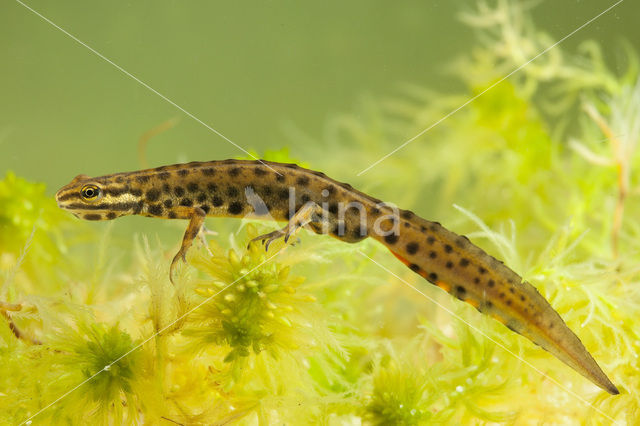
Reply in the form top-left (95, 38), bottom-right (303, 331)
top-left (2, 0), bottom-right (639, 243)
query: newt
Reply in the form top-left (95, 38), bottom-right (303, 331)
top-left (55, 159), bottom-right (619, 395)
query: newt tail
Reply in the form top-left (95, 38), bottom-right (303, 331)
top-left (372, 215), bottom-right (619, 395)
top-left (55, 159), bottom-right (619, 394)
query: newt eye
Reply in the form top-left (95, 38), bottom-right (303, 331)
top-left (80, 184), bottom-right (101, 201)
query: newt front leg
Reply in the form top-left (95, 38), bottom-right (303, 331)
top-left (170, 206), bottom-right (207, 283)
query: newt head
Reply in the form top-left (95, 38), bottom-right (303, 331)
top-left (55, 173), bottom-right (134, 221)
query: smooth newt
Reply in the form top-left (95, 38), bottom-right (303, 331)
top-left (55, 159), bottom-right (619, 395)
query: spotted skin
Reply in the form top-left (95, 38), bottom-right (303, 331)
top-left (55, 159), bottom-right (618, 395)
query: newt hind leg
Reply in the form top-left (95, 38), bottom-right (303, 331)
top-left (251, 202), bottom-right (327, 251)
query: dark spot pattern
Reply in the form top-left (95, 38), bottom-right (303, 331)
top-left (253, 167), bottom-right (267, 176)
top-left (207, 183), bottom-right (217, 193)
top-left (353, 225), bottom-right (367, 238)
top-left (135, 175), bottom-right (150, 183)
top-left (228, 201), bottom-right (243, 215)
top-left (146, 189), bottom-right (161, 202)
top-left (401, 210), bottom-right (414, 219)
top-left (106, 212), bottom-right (117, 220)
top-left (212, 196), bottom-right (223, 207)
top-left (426, 236), bottom-right (436, 245)
top-left (406, 242), bottom-right (419, 255)
top-left (164, 199), bottom-right (173, 208)
top-left (409, 263), bottom-right (420, 272)
top-left (428, 273), bottom-right (438, 282)
top-left (229, 167), bottom-right (241, 177)
top-left (148, 204), bottom-right (163, 216)
top-left (197, 193), bottom-right (207, 203)
top-left (227, 187), bottom-right (239, 198)
top-left (201, 168), bottom-right (216, 176)
top-left (168, 211), bottom-right (177, 219)
top-left (328, 203), bottom-right (338, 214)
top-left (84, 214), bottom-right (102, 221)
top-left (174, 187), bottom-right (185, 197)
top-left (134, 201), bottom-right (144, 214)
top-left (459, 258), bottom-right (470, 267)
top-left (385, 234), bottom-right (399, 244)
top-left (296, 176), bottom-right (310, 186)
top-left (429, 251), bottom-right (437, 259)
top-left (446, 261), bottom-right (453, 269)
top-left (104, 186), bottom-right (127, 197)
top-left (158, 171), bottom-right (171, 180)
top-left (444, 244), bottom-right (453, 253)
top-left (180, 198), bottom-right (193, 207)
top-left (177, 169), bottom-right (189, 177)
top-left (187, 182), bottom-right (199, 193)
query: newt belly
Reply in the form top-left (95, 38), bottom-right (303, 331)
top-left (55, 159), bottom-right (619, 395)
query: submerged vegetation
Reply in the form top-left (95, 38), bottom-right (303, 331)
top-left (1, 2), bottom-right (639, 424)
